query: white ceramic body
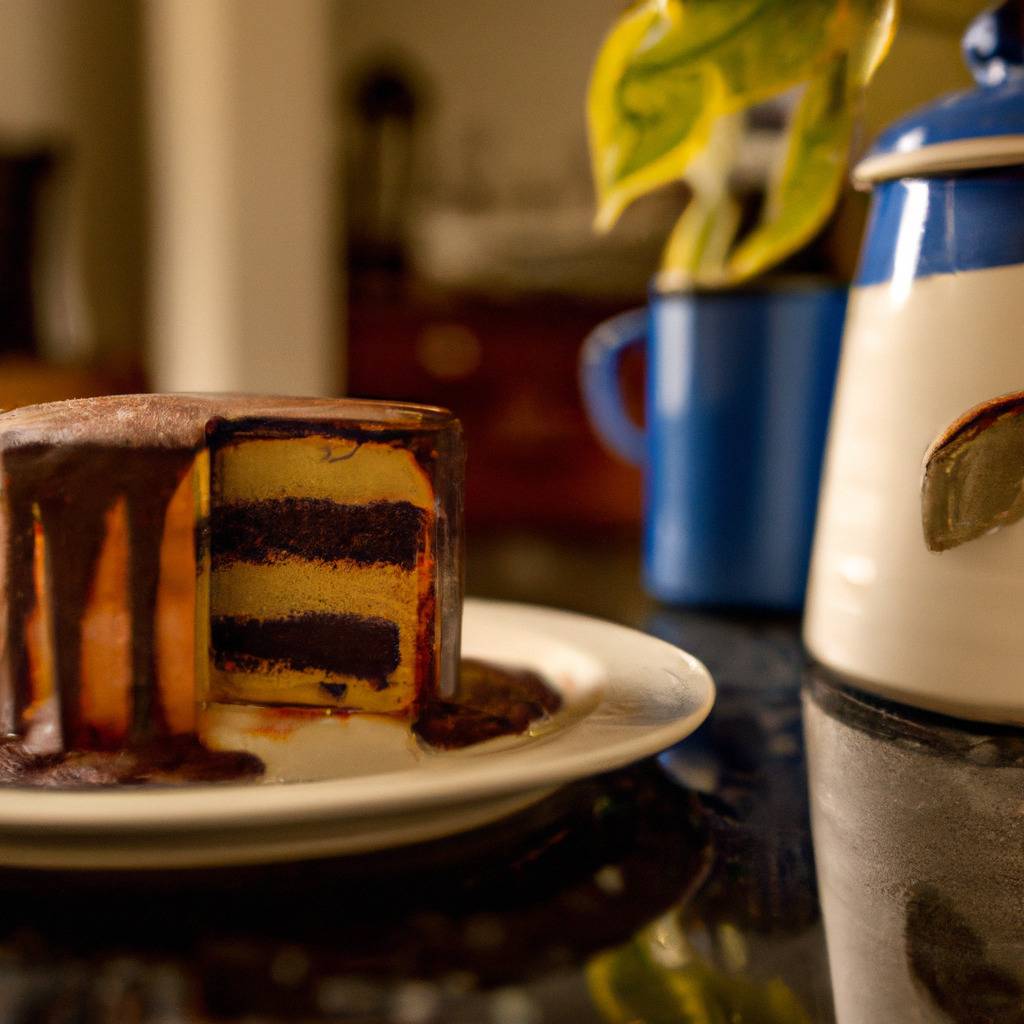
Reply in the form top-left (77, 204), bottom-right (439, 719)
top-left (805, 260), bottom-right (1024, 722)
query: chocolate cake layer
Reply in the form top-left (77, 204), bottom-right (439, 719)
top-left (211, 613), bottom-right (400, 681)
top-left (211, 499), bottom-right (426, 570)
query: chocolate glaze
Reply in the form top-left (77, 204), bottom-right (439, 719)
top-left (211, 499), bottom-right (426, 571)
top-left (211, 612), bottom-right (400, 682)
top-left (126, 452), bottom-right (196, 739)
top-left (414, 658), bottom-right (562, 750)
top-left (0, 481), bottom-right (35, 735)
top-left (2, 444), bottom-right (195, 747)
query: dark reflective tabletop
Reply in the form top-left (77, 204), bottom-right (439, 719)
top-left (0, 536), bottom-right (1018, 1023)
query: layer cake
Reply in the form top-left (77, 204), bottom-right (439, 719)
top-left (0, 395), bottom-right (463, 754)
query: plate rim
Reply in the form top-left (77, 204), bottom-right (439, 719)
top-left (0, 599), bottom-right (715, 832)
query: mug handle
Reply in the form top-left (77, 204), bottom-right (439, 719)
top-left (579, 307), bottom-right (647, 466)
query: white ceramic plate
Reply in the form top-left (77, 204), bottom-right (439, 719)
top-left (0, 599), bottom-right (714, 869)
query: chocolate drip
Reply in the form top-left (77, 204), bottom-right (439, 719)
top-left (1, 445), bottom-right (196, 748)
top-left (38, 475), bottom-right (116, 748)
top-left (1, 482), bottom-right (37, 735)
top-left (124, 453), bottom-right (193, 741)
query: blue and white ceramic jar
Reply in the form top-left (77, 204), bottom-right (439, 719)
top-left (804, 0), bottom-right (1024, 722)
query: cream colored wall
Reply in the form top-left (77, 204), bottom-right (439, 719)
top-left (145, 0), bottom-right (338, 395)
top-left (1, 0), bottom-right (339, 392)
top-left (336, 0), bottom-right (622, 205)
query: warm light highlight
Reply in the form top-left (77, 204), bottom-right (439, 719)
top-left (79, 498), bottom-right (132, 744)
top-left (156, 464), bottom-right (199, 734)
top-left (24, 517), bottom-right (54, 711)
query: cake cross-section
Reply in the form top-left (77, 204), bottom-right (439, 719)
top-left (0, 395), bottom-right (463, 753)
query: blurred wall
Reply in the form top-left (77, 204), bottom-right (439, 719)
top-left (862, 8), bottom-right (973, 149)
top-left (336, 0), bottom-right (622, 209)
top-left (0, 0), bottom-right (985, 380)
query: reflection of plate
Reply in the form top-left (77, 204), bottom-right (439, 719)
top-left (0, 600), bottom-right (714, 869)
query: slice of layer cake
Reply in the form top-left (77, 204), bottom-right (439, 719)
top-left (206, 419), bottom-right (439, 713)
top-left (0, 395), bottom-right (463, 756)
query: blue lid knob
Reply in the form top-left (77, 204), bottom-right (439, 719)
top-left (964, 0), bottom-right (1024, 86)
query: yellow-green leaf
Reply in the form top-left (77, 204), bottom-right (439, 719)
top-left (659, 113), bottom-right (743, 287)
top-left (587, 931), bottom-right (812, 1024)
top-left (724, 56), bottom-right (852, 283)
top-left (630, 1), bottom-right (834, 105)
top-left (588, 1), bottom-right (720, 231)
top-left (844, 0), bottom-right (900, 84)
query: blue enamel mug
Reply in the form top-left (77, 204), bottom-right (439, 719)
top-left (580, 284), bottom-right (846, 609)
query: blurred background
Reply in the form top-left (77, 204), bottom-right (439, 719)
top-left (0, 0), bottom-right (971, 611)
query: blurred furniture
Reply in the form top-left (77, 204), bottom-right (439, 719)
top-left (347, 287), bottom-right (643, 529)
top-left (0, 356), bottom-right (144, 411)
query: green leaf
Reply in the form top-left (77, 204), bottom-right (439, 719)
top-left (922, 393), bottom-right (1024, 552)
top-left (631, 1), bottom-right (834, 104)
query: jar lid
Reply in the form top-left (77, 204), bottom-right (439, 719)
top-left (854, 0), bottom-right (1024, 186)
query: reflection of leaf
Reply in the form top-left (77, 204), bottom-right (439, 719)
top-left (588, 0), bottom-right (898, 286)
top-left (588, 924), bottom-right (812, 1024)
top-left (921, 393), bottom-right (1024, 552)
top-left (905, 883), bottom-right (1024, 1023)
